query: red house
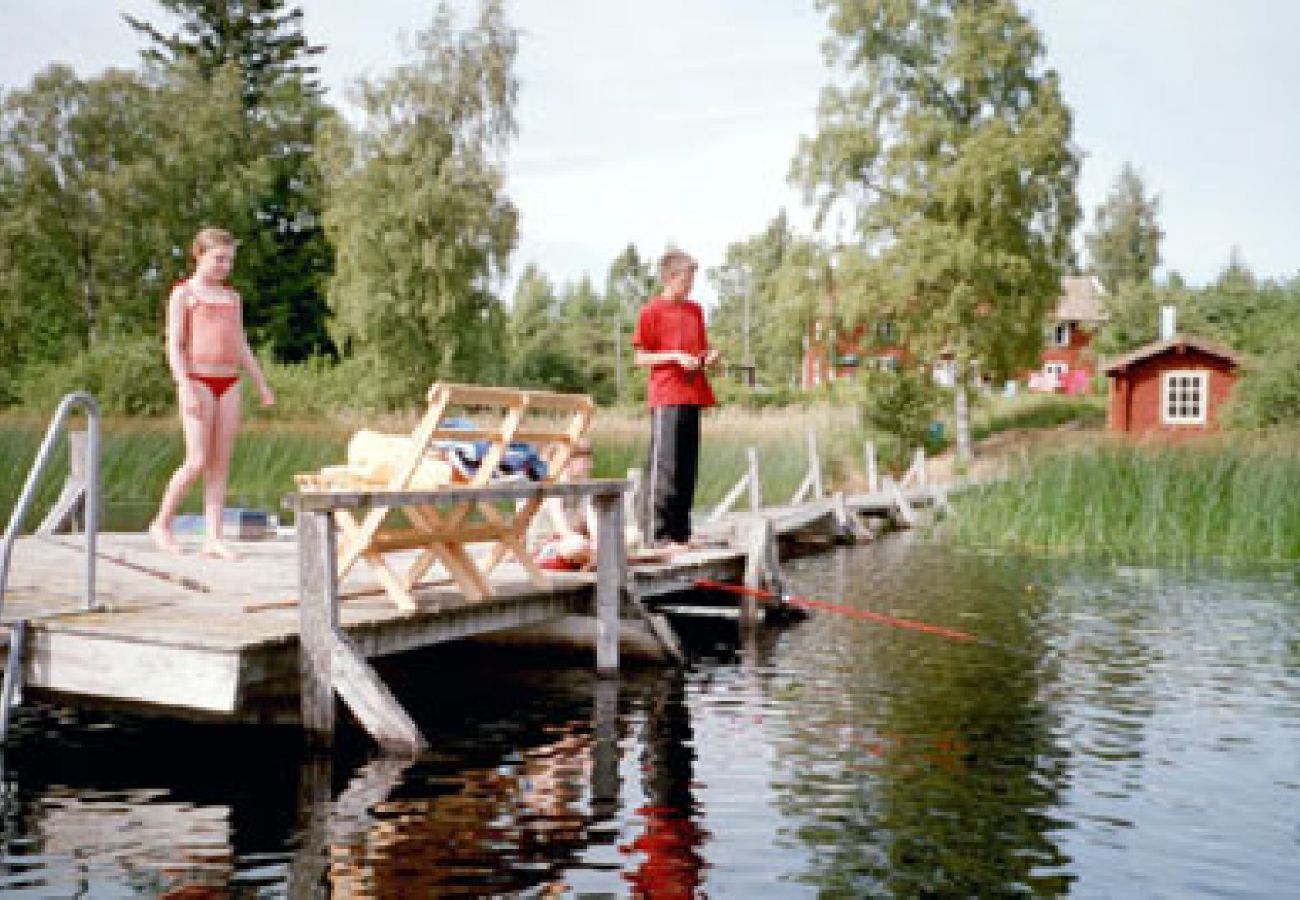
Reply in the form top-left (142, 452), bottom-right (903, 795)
top-left (1103, 335), bottom-right (1240, 435)
top-left (1030, 275), bottom-right (1107, 393)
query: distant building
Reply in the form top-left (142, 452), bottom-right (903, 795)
top-left (1103, 335), bottom-right (1240, 434)
top-left (1029, 275), bottom-right (1108, 394)
top-left (800, 321), bottom-right (907, 389)
top-left (801, 275), bottom-right (1103, 391)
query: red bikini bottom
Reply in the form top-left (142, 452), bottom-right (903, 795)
top-left (189, 373), bottom-right (240, 399)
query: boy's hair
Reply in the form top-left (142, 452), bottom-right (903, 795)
top-left (658, 249), bottom-right (697, 279)
top-left (189, 227), bottom-right (236, 267)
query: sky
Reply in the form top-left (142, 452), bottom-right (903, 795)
top-left (2, 0), bottom-right (1298, 307)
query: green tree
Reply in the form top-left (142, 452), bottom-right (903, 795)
top-left (125, 0), bottom-right (324, 104)
top-left (1085, 162), bottom-right (1163, 292)
top-left (505, 264), bottom-right (585, 391)
top-left (127, 0), bottom-right (333, 361)
top-left (709, 211), bottom-right (801, 386)
top-left (794, 0), bottom-right (1081, 460)
top-left (0, 63), bottom-right (274, 370)
top-left (319, 0), bottom-right (518, 404)
top-left (605, 244), bottom-right (655, 402)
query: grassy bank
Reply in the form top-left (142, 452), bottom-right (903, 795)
top-left (1, 405), bottom-right (860, 529)
top-left (945, 434), bottom-right (1300, 563)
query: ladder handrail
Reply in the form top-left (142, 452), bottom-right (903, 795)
top-left (0, 391), bottom-right (100, 614)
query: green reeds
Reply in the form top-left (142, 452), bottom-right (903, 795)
top-left (1, 418), bottom-right (347, 530)
top-left (946, 434), bottom-right (1300, 563)
top-left (2, 406), bottom-right (857, 529)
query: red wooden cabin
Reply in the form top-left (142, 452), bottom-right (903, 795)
top-left (1103, 336), bottom-right (1240, 435)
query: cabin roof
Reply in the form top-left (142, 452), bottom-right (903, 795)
top-left (1103, 334), bottom-right (1241, 374)
top-left (1055, 275), bottom-right (1108, 323)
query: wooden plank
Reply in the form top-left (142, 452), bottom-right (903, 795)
top-left (328, 628), bottom-right (426, 755)
top-left (26, 629), bottom-right (241, 712)
top-left (291, 479), bottom-right (630, 513)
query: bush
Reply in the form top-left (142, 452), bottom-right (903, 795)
top-left (16, 334), bottom-right (174, 415)
top-left (1224, 340), bottom-right (1300, 429)
top-left (858, 369), bottom-right (944, 466)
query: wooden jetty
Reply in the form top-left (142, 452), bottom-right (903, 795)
top-left (1, 415), bottom-right (953, 754)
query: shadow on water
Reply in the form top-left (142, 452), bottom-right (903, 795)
top-left (0, 533), bottom-right (1297, 896)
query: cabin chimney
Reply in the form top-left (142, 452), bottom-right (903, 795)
top-left (1159, 305), bottom-right (1177, 341)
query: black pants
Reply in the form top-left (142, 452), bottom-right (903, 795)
top-left (644, 404), bottom-right (700, 545)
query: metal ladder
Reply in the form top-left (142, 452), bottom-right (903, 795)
top-left (0, 391), bottom-right (101, 742)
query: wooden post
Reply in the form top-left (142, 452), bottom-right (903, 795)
top-left (36, 431), bottom-right (88, 535)
top-left (625, 467), bottom-right (642, 542)
top-left (740, 517), bottom-right (777, 628)
top-left (747, 446), bottom-right (762, 511)
top-left (807, 428), bottom-right (823, 499)
top-left (298, 509), bottom-right (337, 749)
top-left (865, 441), bottom-right (878, 494)
top-left (298, 505), bottom-right (427, 755)
top-left (914, 447), bottom-right (927, 487)
top-left (593, 492), bottom-right (625, 677)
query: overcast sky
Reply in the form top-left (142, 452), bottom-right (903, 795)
top-left (2, 0), bottom-right (1297, 305)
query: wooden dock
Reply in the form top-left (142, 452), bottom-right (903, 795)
top-left (0, 479), bottom-right (946, 744)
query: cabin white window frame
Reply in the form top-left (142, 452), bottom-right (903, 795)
top-left (1043, 361), bottom-right (1068, 378)
top-left (1162, 370), bottom-right (1208, 425)
top-left (1052, 322), bottom-right (1072, 347)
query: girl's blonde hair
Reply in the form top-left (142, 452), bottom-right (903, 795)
top-left (189, 227), bottom-right (236, 268)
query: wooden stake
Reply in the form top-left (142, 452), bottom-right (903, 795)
top-left (593, 493), bottom-right (625, 677)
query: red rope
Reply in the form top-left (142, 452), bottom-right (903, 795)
top-left (693, 579), bottom-right (976, 643)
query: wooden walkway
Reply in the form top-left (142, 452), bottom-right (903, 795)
top-left (0, 481), bottom-right (945, 730)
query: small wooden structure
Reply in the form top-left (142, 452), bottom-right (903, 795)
top-left (296, 384), bottom-right (595, 611)
top-left (1103, 335), bottom-right (1240, 434)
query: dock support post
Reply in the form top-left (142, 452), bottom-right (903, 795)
top-left (593, 492), bottom-right (625, 677)
top-left (747, 447), bottom-right (762, 511)
top-left (298, 510), bottom-right (337, 750)
top-left (299, 509), bottom-right (427, 755)
top-left (865, 441), bottom-right (878, 494)
top-left (740, 517), bottom-right (779, 628)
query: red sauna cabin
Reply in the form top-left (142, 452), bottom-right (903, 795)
top-left (1103, 336), bottom-right (1240, 435)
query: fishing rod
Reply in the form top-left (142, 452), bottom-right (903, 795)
top-left (693, 579), bottom-right (976, 643)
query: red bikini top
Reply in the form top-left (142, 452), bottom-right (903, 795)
top-left (181, 281), bottom-right (242, 368)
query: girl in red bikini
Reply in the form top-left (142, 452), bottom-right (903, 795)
top-left (149, 228), bottom-right (275, 558)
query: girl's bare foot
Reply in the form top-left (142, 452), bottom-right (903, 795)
top-left (149, 521), bottom-right (183, 555)
top-left (201, 540), bottom-right (239, 560)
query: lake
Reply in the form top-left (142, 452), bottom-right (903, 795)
top-left (1, 533), bottom-right (1296, 896)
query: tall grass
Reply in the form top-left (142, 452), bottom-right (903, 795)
top-left (2, 405), bottom-right (860, 529)
top-left (945, 434), bottom-right (1300, 563)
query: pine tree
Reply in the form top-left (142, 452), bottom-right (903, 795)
top-left (126, 0), bottom-right (333, 361)
top-left (1085, 162), bottom-right (1163, 292)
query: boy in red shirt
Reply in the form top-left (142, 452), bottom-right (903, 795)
top-left (632, 249), bottom-right (720, 552)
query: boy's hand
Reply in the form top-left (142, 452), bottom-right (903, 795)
top-left (677, 352), bottom-right (701, 371)
top-left (704, 348), bottom-right (721, 368)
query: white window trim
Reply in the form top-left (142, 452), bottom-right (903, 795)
top-left (1161, 370), bottom-right (1208, 425)
top-left (1053, 323), bottom-right (1071, 347)
top-left (1044, 361), bottom-right (1068, 377)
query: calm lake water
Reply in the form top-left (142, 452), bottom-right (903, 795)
top-left (1, 534), bottom-right (1296, 897)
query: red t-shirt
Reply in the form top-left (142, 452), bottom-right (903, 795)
top-left (632, 295), bottom-right (716, 408)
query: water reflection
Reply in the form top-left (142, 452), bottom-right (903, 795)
top-left (0, 540), bottom-right (1296, 896)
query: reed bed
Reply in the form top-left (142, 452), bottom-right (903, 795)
top-left (2, 405), bottom-right (861, 529)
top-left (946, 434), bottom-right (1300, 563)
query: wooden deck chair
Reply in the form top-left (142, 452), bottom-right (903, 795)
top-left (296, 383), bottom-right (595, 611)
